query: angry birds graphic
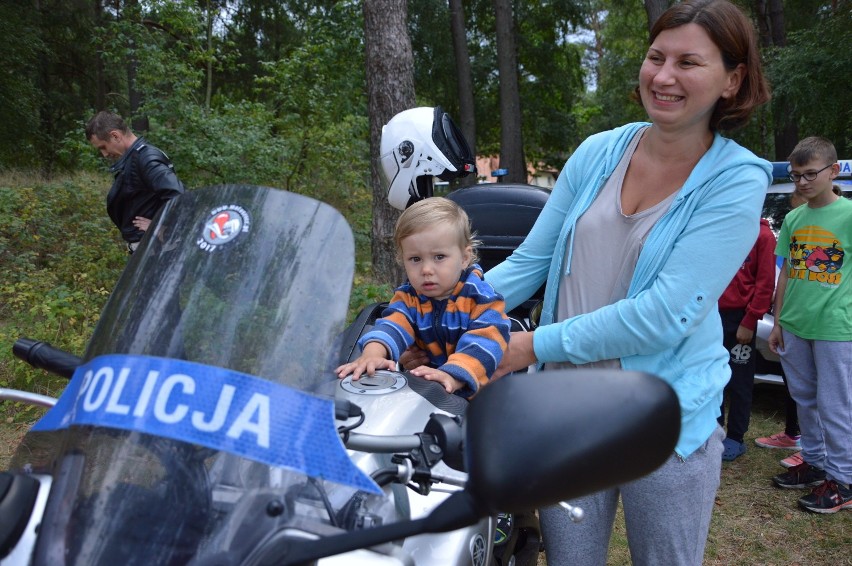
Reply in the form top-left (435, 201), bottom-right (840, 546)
top-left (787, 227), bottom-right (845, 277)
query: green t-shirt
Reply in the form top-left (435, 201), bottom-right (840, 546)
top-left (775, 196), bottom-right (852, 340)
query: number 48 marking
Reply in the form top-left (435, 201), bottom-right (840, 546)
top-left (731, 343), bottom-right (752, 362)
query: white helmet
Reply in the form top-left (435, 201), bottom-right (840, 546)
top-left (380, 106), bottom-right (476, 210)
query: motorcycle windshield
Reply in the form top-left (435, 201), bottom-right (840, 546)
top-left (24, 186), bottom-right (389, 565)
top-left (87, 184), bottom-right (351, 388)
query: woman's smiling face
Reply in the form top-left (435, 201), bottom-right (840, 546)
top-left (639, 23), bottom-right (743, 133)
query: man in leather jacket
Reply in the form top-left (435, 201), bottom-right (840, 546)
top-left (86, 111), bottom-right (185, 253)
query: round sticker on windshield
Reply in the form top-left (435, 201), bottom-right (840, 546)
top-left (198, 205), bottom-right (250, 252)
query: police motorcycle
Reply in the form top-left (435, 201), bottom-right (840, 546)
top-left (0, 109), bottom-right (682, 566)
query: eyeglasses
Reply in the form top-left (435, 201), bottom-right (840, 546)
top-left (789, 163), bottom-right (833, 183)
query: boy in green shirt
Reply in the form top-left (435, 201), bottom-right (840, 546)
top-left (768, 136), bottom-right (852, 513)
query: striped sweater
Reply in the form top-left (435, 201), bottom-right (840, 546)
top-left (357, 265), bottom-right (510, 397)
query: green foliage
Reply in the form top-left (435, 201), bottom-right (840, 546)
top-left (0, 170), bottom-right (386, 426)
top-left (411, 0), bottom-right (590, 169)
top-left (347, 180), bottom-right (375, 271)
top-left (213, 0), bottom-right (309, 101)
top-left (347, 277), bottom-right (393, 324)
top-left (766, 9), bottom-right (851, 156)
top-left (572, 0), bottom-right (648, 143)
top-left (0, 2), bottom-right (43, 169)
top-left (93, 0), bottom-right (209, 112)
top-left (250, 3), bottom-right (370, 210)
top-left (86, 1), bottom-right (374, 218)
top-left (409, 0), bottom-right (458, 112)
top-left (515, 1), bottom-right (587, 167)
top-left (148, 101), bottom-right (294, 186)
top-left (55, 121), bottom-right (104, 173)
top-left (0, 173), bottom-right (126, 421)
top-left (0, 0), bottom-right (846, 237)
top-left (12, 0), bottom-right (107, 173)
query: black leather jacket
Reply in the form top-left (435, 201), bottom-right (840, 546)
top-left (107, 137), bottom-right (185, 243)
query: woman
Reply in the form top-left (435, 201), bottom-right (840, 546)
top-left (485, 0), bottom-right (772, 564)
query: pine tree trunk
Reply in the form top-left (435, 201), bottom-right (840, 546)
top-left (449, 0), bottom-right (477, 186)
top-left (493, 0), bottom-right (525, 184)
top-left (642, 0), bottom-right (670, 33)
top-left (364, 0), bottom-right (415, 286)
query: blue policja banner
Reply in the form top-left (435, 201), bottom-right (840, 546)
top-left (33, 354), bottom-right (380, 494)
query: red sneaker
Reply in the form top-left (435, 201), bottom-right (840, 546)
top-left (781, 451), bottom-right (804, 469)
top-left (755, 432), bottom-right (801, 450)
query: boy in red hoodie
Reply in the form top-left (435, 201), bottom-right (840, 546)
top-left (718, 217), bottom-right (777, 460)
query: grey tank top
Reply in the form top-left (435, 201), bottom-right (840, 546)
top-left (553, 127), bottom-right (676, 370)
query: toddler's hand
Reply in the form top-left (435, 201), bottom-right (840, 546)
top-left (409, 366), bottom-right (464, 394)
top-left (335, 356), bottom-right (396, 381)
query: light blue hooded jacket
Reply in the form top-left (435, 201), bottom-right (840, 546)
top-left (486, 122), bottom-right (773, 458)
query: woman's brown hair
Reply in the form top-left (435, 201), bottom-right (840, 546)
top-left (637, 0), bottom-right (771, 131)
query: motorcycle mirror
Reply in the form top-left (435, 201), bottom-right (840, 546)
top-left (464, 369), bottom-right (680, 514)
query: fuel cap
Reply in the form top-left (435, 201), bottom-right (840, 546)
top-left (340, 370), bottom-right (407, 395)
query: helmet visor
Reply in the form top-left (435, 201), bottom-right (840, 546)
top-left (433, 107), bottom-right (476, 180)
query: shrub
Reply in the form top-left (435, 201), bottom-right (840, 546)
top-left (0, 172), bottom-right (125, 420)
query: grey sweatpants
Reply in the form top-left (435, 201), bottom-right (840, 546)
top-left (539, 426), bottom-right (724, 566)
top-left (779, 329), bottom-right (852, 485)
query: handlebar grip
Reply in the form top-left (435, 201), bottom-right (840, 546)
top-left (344, 432), bottom-right (421, 453)
top-left (12, 338), bottom-right (83, 379)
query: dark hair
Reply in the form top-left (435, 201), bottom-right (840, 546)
top-left (787, 136), bottom-right (838, 167)
top-left (85, 111), bottom-right (131, 141)
top-left (636, 0), bottom-right (770, 131)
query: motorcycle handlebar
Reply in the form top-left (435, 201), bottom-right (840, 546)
top-left (12, 338), bottom-right (83, 380)
top-left (344, 432), bottom-right (421, 453)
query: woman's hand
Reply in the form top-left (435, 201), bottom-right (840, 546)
top-left (492, 331), bottom-right (537, 379)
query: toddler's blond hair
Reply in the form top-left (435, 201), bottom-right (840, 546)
top-left (393, 197), bottom-right (480, 264)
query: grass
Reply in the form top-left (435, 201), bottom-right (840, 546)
top-left (703, 384), bottom-right (851, 566)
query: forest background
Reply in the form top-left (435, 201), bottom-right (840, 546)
top-left (1, 0), bottom-right (850, 414)
top-left (1, 0), bottom-right (850, 398)
top-left (1, 0), bottom-right (849, 281)
top-left (0, 2), bottom-right (849, 561)
top-left (1, 0), bottom-right (849, 216)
